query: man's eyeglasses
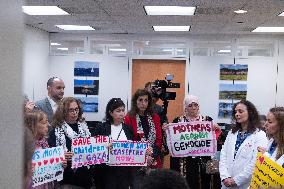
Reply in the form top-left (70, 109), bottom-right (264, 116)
top-left (68, 108), bottom-right (79, 113)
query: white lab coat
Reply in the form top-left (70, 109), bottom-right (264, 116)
top-left (219, 129), bottom-right (268, 189)
top-left (264, 138), bottom-right (284, 167)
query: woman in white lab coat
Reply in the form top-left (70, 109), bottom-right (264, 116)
top-left (219, 100), bottom-right (268, 189)
top-left (263, 107), bottom-right (284, 167)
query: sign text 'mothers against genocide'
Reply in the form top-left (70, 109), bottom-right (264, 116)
top-left (166, 121), bottom-right (217, 157)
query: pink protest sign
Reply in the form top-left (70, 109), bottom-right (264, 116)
top-left (71, 136), bottom-right (110, 168)
top-left (108, 140), bottom-right (148, 166)
top-left (32, 146), bottom-right (65, 187)
top-left (166, 121), bottom-right (217, 157)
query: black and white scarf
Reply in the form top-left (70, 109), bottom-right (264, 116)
top-left (136, 114), bottom-right (156, 146)
top-left (55, 121), bottom-right (91, 151)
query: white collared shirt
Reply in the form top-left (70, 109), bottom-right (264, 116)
top-left (111, 123), bottom-right (127, 140)
top-left (47, 96), bottom-right (58, 113)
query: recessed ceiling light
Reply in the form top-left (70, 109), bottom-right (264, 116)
top-left (22, 6), bottom-right (69, 15)
top-left (109, 48), bottom-right (126, 52)
top-left (55, 25), bottom-right (95, 30)
top-left (162, 49), bottom-right (173, 52)
top-left (234, 10), bottom-right (247, 14)
top-left (57, 48), bottom-right (68, 50)
top-left (278, 11), bottom-right (284, 16)
top-left (252, 27), bottom-right (284, 32)
top-left (153, 26), bottom-right (190, 31)
top-left (218, 50), bottom-right (231, 53)
top-left (51, 43), bottom-right (61, 46)
top-left (144, 6), bottom-right (196, 15)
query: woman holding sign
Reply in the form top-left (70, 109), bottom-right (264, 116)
top-left (48, 97), bottom-right (93, 189)
top-left (170, 94), bottom-right (222, 189)
top-left (219, 100), bottom-right (268, 189)
top-left (124, 89), bottom-right (162, 168)
top-left (262, 107), bottom-right (284, 167)
top-left (93, 98), bottom-right (134, 189)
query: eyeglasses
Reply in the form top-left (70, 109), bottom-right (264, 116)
top-left (68, 108), bottom-right (79, 113)
top-left (188, 103), bottom-right (199, 108)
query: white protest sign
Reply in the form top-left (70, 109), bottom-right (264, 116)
top-left (72, 136), bottom-right (109, 168)
top-left (166, 121), bottom-right (217, 157)
top-left (108, 140), bottom-right (148, 166)
top-left (32, 146), bottom-right (64, 187)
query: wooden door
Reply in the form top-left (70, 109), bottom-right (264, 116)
top-left (132, 59), bottom-right (186, 169)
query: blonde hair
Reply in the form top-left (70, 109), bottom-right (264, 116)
top-left (24, 111), bottom-right (47, 138)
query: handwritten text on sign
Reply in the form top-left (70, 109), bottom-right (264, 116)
top-left (166, 121), bottom-right (217, 157)
top-left (72, 136), bottom-right (109, 168)
top-left (108, 140), bottom-right (148, 166)
top-left (32, 146), bottom-right (64, 187)
top-left (250, 153), bottom-right (284, 188)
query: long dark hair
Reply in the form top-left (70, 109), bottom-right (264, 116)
top-left (105, 98), bottom-right (125, 123)
top-left (232, 100), bottom-right (260, 134)
top-left (269, 107), bottom-right (284, 160)
top-left (129, 89), bottom-right (153, 117)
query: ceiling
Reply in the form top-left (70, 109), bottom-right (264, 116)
top-left (23, 0), bottom-right (284, 35)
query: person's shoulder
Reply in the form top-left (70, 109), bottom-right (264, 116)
top-left (35, 97), bottom-right (48, 106)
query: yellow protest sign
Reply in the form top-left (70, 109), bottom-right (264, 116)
top-left (250, 152), bottom-right (284, 188)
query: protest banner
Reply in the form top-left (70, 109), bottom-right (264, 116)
top-left (72, 136), bottom-right (109, 168)
top-left (250, 152), bottom-right (284, 188)
top-left (32, 146), bottom-right (64, 187)
top-left (165, 121), bottom-right (217, 157)
top-left (108, 140), bottom-right (148, 166)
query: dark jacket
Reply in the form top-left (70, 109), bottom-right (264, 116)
top-left (93, 122), bottom-right (134, 189)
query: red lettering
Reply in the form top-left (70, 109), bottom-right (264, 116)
top-left (173, 125), bottom-right (180, 134)
top-left (206, 124), bottom-right (211, 132)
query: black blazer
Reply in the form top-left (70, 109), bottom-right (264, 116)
top-left (93, 121), bottom-right (134, 141)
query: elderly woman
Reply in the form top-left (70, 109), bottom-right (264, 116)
top-left (262, 107), bottom-right (284, 167)
top-left (219, 100), bottom-right (268, 189)
top-left (48, 97), bottom-right (92, 189)
top-left (170, 94), bottom-right (222, 189)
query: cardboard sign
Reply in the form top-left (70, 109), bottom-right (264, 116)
top-left (108, 140), bottom-right (148, 166)
top-left (250, 153), bottom-right (284, 188)
top-left (166, 121), bottom-right (217, 157)
top-left (32, 146), bottom-right (64, 187)
top-left (71, 136), bottom-right (109, 168)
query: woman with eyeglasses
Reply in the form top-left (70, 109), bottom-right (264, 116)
top-left (48, 97), bottom-right (93, 189)
top-left (170, 94), bottom-right (222, 189)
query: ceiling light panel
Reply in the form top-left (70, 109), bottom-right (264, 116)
top-left (252, 27), bottom-right (284, 32)
top-left (145, 6), bottom-right (196, 15)
top-left (55, 25), bottom-right (95, 30)
top-left (22, 6), bottom-right (69, 15)
top-left (153, 26), bottom-right (190, 31)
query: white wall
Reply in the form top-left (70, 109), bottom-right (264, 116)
top-left (0, 0), bottom-right (23, 188)
top-left (49, 55), bottom-right (130, 121)
top-left (23, 26), bottom-right (50, 101)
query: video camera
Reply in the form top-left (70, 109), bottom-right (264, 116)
top-left (152, 74), bottom-right (180, 101)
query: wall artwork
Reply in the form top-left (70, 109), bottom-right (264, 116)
top-left (220, 64), bottom-right (248, 81)
top-left (219, 83), bottom-right (247, 100)
top-left (74, 79), bottom-right (99, 95)
top-left (76, 97), bottom-right (98, 112)
top-left (218, 102), bottom-right (234, 119)
top-left (74, 61), bottom-right (99, 77)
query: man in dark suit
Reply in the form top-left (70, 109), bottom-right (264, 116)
top-left (36, 77), bottom-right (65, 127)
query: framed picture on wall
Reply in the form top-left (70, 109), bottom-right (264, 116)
top-left (74, 61), bottom-right (99, 77)
top-left (76, 97), bottom-right (98, 112)
top-left (218, 102), bottom-right (234, 119)
top-left (219, 83), bottom-right (247, 100)
top-left (220, 64), bottom-right (248, 81)
top-left (74, 79), bottom-right (99, 95)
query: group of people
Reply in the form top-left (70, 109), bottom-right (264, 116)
top-left (23, 76), bottom-right (284, 189)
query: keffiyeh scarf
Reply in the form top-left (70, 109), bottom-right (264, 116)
top-left (136, 114), bottom-right (156, 146)
top-left (55, 121), bottom-right (91, 151)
